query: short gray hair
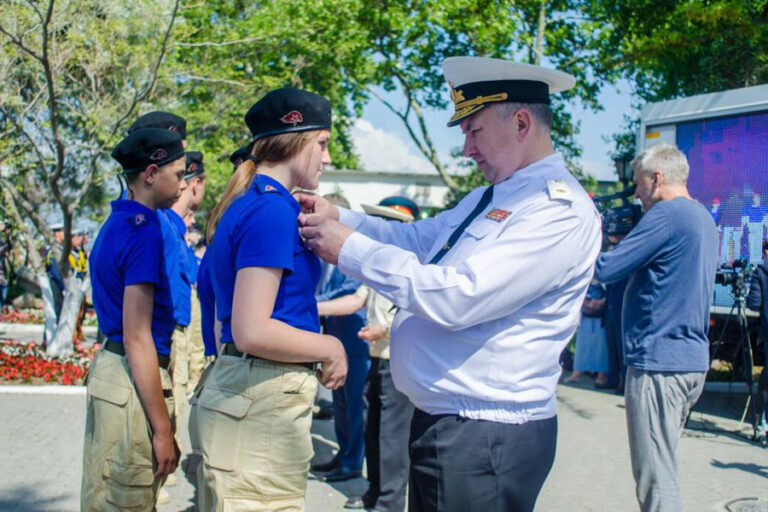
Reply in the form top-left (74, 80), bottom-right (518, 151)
top-left (492, 102), bottom-right (552, 133)
top-left (631, 143), bottom-right (689, 185)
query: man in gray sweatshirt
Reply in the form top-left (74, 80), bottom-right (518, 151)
top-left (595, 142), bottom-right (719, 512)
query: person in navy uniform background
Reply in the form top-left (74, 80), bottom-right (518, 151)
top-left (312, 193), bottom-right (370, 483)
top-left (81, 128), bottom-right (186, 511)
top-left (193, 88), bottom-right (348, 511)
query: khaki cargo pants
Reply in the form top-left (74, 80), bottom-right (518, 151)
top-left (81, 349), bottom-right (175, 511)
top-left (170, 325), bottom-right (189, 422)
top-left (194, 354), bottom-right (318, 511)
top-left (188, 291), bottom-right (207, 391)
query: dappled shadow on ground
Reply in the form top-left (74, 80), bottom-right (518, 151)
top-left (556, 393), bottom-right (595, 420)
top-left (0, 484), bottom-right (75, 512)
top-left (308, 417), bottom-right (368, 500)
top-left (180, 453), bottom-right (201, 512)
top-left (711, 459), bottom-right (768, 480)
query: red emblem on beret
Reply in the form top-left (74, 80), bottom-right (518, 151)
top-left (280, 111), bottom-right (304, 127)
top-left (189, 163), bottom-right (198, 172)
top-left (234, 157), bottom-right (244, 167)
top-left (150, 148), bottom-right (168, 161)
top-left (169, 125), bottom-right (178, 133)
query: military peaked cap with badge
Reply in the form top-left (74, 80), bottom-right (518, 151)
top-left (245, 88), bottom-right (332, 141)
top-left (185, 151), bottom-right (205, 180)
top-left (362, 196), bottom-right (419, 222)
top-left (111, 128), bottom-right (185, 174)
top-left (441, 56), bottom-right (576, 126)
top-left (229, 143), bottom-right (254, 171)
top-left (127, 111), bottom-right (187, 140)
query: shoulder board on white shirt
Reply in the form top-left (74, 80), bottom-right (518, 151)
top-left (546, 179), bottom-right (573, 203)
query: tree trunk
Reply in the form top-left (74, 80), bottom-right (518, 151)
top-left (46, 276), bottom-right (85, 357)
top-left (38, 272), bottom-right (57, 345)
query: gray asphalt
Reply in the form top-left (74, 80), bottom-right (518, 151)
top-left (1, 383), bottom-right (767, 511)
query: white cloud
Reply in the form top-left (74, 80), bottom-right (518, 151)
top-left (351, 119), bottom-right (442, 174)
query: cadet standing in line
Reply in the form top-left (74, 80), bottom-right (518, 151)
top-left (127, 111), bottom-right (190, 498)
top-left (194, 88), bottom-right (348, 511)
top-left (81, 128), bottom-right (185, 511)
top-left (298, 57), bottom-right (602, 512)
top-left (181, 151), bottom-right (208, 392)
top-left (188, 146), bottom-right (248, 459)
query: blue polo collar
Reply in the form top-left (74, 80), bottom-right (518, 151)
top-left (252, 174), bottom-right (300, 214)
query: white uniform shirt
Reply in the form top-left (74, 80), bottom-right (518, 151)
top-left (338, 153), bottom-right (602, 423)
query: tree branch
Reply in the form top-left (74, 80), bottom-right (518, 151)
top-left (174, 36), bottom-right (266, 48)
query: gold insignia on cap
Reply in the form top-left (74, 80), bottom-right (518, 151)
top-left (450, 85), bottom-right (466, 105)
top-left (449, 92), bottom-right (510, 124)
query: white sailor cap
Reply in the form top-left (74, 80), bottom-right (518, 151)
top-left (442, 56), bottom-right (576, 126)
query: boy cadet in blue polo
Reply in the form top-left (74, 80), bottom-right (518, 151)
top-left (82, 128), bottom-right (186, 511)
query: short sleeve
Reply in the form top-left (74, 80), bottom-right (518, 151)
top-left (235, 199), bottom-right (297, 272)
top-left (123, 226), bottom-right (163, 286)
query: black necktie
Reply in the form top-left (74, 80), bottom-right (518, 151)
top-left (428, 185), bottom-right (494, 264)
top-left (390, 185), bottom-right (494, 313)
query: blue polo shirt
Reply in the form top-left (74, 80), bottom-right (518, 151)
top-left (210, 174), bottom-right (322, 344)
top-left (89, 200), bottom-right (175, 355)
top-left (186, 244), bottom-right (199, 286)
top-left (159, 209), bottom-right (191, 326)
top-left (196, 249), bottom-right (217, 356)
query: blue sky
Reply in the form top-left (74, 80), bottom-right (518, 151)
top-left (353, 79), bottom-right (637, 182)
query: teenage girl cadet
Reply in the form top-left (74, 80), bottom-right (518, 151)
top-left (194, 88), bottom-right (348, 511)
top-left (81, 128), bottom-right (186, 511)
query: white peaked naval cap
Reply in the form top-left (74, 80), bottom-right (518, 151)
top-left (441, 56), bottom-right (576, 126)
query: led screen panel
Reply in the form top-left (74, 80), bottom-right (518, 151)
top-left (675, 111), bottom-right (768, 305)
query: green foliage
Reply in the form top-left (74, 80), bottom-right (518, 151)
top-left (597, 0), bottom-right (768, 102)
top-left (0, 0), bottom-right (179, 270)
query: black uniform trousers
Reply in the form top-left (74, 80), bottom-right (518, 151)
top-left (408, 409), bottom-right (557, 512)
top-left (365, 357), bottom-right (414, 511)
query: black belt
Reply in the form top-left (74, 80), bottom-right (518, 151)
top-left (221, 343), bottom-right (316, 371)
top-left (103, 340), bottom-right (171, 370)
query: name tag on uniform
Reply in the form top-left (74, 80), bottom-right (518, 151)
top-left (485, 208), bottom-right (511, 223)
top-left (546, 179), bottom-right (573, 202)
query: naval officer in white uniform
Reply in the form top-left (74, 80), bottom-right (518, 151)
top-left (298, 56), bottom-right (602, 512)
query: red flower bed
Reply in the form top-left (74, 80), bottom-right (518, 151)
top-left (0, 339), bottom-right (99, 385)
top-left (0, 306), bottom-right (44, 325)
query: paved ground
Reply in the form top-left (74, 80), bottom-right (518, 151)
top-left (1, 381), bottom-right (767, 511)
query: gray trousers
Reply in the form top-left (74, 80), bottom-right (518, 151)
top-left (625, 367), bottom-right (706, 512)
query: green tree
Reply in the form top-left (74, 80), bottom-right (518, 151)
top-left (596, 0), bottom-right (768, 103)
top-left (351, 0), bottom-right (616, 202)
top-left (0, 0), bottom-right (180, 354)
top-left (168, 0), bottom-right (374, 213)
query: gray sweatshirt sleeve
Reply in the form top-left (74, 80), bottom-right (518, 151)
top-left (595, 204), bottom-right (671, 284)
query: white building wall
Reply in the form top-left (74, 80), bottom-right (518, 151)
top-left (315, 170), bottom-right (450, 212)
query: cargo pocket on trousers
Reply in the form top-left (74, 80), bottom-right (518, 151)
top-left (88, 378), bottom-right (132, 447)
top-left (103, 458), bottom-right (155, 509)
top-left (277, 370), bottom-right (316, 407)
top-left (197, 386), bottom-right (253, 472)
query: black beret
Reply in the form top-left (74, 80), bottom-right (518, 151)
top-left (245, 88), bottom-right (331, 141)
top-left (128, 111), bottom-right (187, 140)
top-left (185, 151), bottom-right (205, 179)
top-left (111, 128), bottom-right (185, 174)
top-left (229, 143), bottom-right (253, 171)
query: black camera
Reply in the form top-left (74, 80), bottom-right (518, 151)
top-left (593, 185), bottom-right (643, 236)
top-left (715, 259), bottom-right (752, 296)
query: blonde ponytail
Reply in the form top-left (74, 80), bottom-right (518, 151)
top-left (206, 130), bottom-right (318, 244)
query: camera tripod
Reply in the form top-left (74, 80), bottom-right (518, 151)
top-left (710, 290), bottom-right (761, 441)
